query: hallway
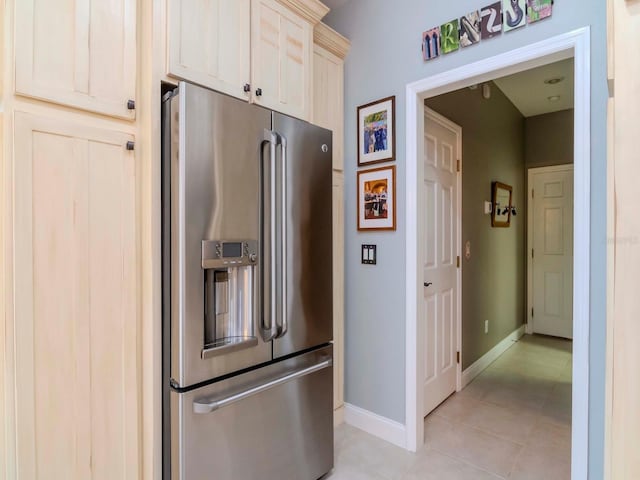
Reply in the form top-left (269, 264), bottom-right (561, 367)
top-left (327, 334), bottom-right (572, 479)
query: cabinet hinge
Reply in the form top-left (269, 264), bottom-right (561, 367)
top-left (456, 351), bottom-right (460, 364)
top-left (531, 307), bottom-right (534, 317)
top-left (532, 249), bottom-right (534, 259)
top-left (456, 256), bottom-right (460, 268)
top-left (531, 189), bottom-right (534, 198)
top-left (456, 159), bottom-right (461, 172)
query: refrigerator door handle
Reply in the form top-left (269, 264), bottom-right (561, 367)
top-left (260, 129), bottom-right (279, 342)
top-left (192, 358), bottom-right (332, 414)
top-left (276, 133), bottom-right (288, 339)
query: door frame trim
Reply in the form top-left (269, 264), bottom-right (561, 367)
top-left (526, 164), bottom-right (574, 336)
top-left (423, 106), bottom-right (463, 398)
top-left (404, 27), bottom-right (591, 480)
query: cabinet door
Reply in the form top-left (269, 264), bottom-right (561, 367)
top-left (313, 45), bottom-right (344, 171)
top-left (13, 112), bottom-right (139, 479)
top-left (15, 0), bottom-right (137, 119)
top-left (251, 0), bottom-right (312, 120)
top-left (168, 0), bottom-right (251, 101)
top-left (332, 171), bottom-right (344, 411)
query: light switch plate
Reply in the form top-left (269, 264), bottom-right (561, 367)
top-left (362, 244), bottom-right (377, 265)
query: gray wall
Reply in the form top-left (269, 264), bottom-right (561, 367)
top-left (525, 109), bottom-right (574, 168)
top-left (426, 83), bottom-right (526, 370)
top-left (325, 2), bottom-right (606, 477)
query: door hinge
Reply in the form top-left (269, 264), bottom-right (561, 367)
top-left (531, 307), bottom-right (534, 317)
top-left (456, 256), bottom-right (460, 268)
top-left (456, 351), bottom-right (460, 364)
top-left (456, 159), bottom-right (460, 172)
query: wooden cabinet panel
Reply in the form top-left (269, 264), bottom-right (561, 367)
top-left (13, 112), bottom-right (139, 479)
top-left (332, 171), bottom-right (344, 411)
top-left (15, 0), bottom-right (137, 119)
top-left (313, 45), bottom-right (344, 171)
top-left (168, 0), bottom-right (251, 101)
top-left (251, 0), bottom-right (312, 120)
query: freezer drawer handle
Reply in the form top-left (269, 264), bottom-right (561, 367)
top-left (192, 358), bottom-right (332, 414)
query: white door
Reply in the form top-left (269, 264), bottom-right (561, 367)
top-left (529, 166), bottom-right (574, 339)
top-left (423, 109), bottom-right (461, 417)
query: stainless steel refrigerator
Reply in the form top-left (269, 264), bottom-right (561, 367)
top-left (161, 81), bottom-right (334, 480)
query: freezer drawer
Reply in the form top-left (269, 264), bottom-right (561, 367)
top-left (171, 345), bottom-right (334, 480)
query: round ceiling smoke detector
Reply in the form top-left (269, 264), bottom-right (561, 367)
top-left (548, 95), bottom-right (561, 102)
top-left (544, 77), bottom-right (565, 85)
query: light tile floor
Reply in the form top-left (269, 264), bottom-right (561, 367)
top-left (324, 334), bottom-right (572, 479)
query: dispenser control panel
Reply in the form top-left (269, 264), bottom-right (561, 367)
top-left (202, 240), bottom-right (258, 269)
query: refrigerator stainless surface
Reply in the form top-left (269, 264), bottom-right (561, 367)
top-left (172, 345), bottom-right (333, 480)
top-left (168, 83), bottom-right (272, 389)
top-left (162, 81), bottom-right (334, 480)
top-left (273, 113), bottom-right (333, 359)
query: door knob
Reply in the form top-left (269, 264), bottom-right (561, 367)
top-left (424, 282), bottom-right (433, 287)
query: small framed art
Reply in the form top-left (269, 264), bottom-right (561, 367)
top-left (357, 96), bottom-right (395, 166)
top-left (357, 165), bottom-right (396, 231)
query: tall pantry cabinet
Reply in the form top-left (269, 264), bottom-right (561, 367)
top-left (2, 0), bottom-right (142, 479)
top-left (1, 0), bottom-right (350, 478)
top-left (312, 22), bottom-right (350, 422)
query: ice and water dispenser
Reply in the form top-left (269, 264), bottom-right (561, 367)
top-left (201, 240), bottom-right (258, 358)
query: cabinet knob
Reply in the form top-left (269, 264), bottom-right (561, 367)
top-left (243, 83), bottom-right (251, 93)
top-left (127, 99), bottom-right (136, 110)
top-left (126, 141), bottom-right (135, 151)
top-left (255, 88), bottom-right (262, 97)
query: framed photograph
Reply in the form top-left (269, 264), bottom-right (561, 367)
top-left (357, 166), bottom-right (396, 231)
top-left (491, 181), bottom-right (513, 227)
top-left (357, 96), bottom-right (395, 166)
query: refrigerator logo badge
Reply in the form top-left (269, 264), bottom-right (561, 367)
top-left (321, 144), bottom-right (329, 153)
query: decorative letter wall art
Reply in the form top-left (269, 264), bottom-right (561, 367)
top-left (503, 0), bottom-right (527, 32)
top-left (422, 0), bottom-right (552, 62)
top-left (480, 2), bottom-right (502, 39)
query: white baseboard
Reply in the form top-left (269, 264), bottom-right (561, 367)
top-left (334, 405), bottom-right (345, 427)
top-left (461, 325), bottom-right (526, 389)
top-left (344, 403), bottom-right (406, 449)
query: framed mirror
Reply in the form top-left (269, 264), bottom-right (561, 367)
top-left (491, 181), bottom-right (513, 227)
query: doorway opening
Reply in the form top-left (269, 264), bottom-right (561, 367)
top-left (405, 28), bottom-right (590, 480)
top-left (419, 58), bottom-right (575, 478)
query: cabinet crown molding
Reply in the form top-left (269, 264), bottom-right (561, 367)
top-left (314, 22), bottom-right (350, 59)
top-left (276, 0), bottom-right (329, 25)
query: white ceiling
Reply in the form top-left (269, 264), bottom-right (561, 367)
top-left (322, 0), bottom-right (350, 11)
top-left (493, 58), bottom-right (574, 117)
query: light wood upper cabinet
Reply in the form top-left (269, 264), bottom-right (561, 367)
top-left (12, 112), bottom-right (140, 479)
top-left (313, 23), bottom-right (349, 170)
top-left (14, 0), bottom-right (137, 120)
top-left (251, 0), bottom-right (313, 120)
top-left (167, 0), bottom-right (252, 101)
top-left (313, 45), bottom-right (344, 170)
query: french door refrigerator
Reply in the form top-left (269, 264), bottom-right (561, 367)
top-left (161, 81), bottom-right (334, 480)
